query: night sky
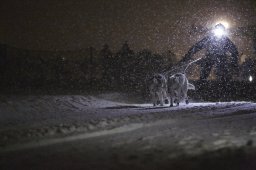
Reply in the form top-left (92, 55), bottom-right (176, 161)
top-left (1, 0), bottom-right (256, 55)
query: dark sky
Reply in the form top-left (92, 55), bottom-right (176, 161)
top-left (1, 0), bottom-right (256, 54)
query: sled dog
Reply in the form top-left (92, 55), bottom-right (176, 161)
top-left (166, 58), bottom-right (200, 107)
top-left (148, 74), bottom-right (169, 106)
top-left (168, 73), bottom-right (195, 107)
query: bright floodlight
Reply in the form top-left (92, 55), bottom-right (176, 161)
top-left (213, 27), bottom-right (225, 37)
top-left (249, 75), bottom-right (253, 82)
top-left (212, 23), bottom-right (226, 38)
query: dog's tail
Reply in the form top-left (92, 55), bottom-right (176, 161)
top-left (187, 83), bottom-right (195, 90)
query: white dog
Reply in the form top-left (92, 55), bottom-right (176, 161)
top-left (168, 73), bottom-right (195, 107)
top-left (148, 74), bottom-right (169, 106)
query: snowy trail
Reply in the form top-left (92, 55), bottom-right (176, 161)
top-left (0, 94), bottom-right (255, 149)
top-left (0, 95), bottom-right (256, 149)
top-left (1, 94), bottom-right (256, 169)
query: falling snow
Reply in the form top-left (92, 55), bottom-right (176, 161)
top-left (1, 0), bottom-right (256, 169)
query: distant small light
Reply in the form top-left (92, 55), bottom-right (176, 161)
top-left (249, 75), bottom-right (253, 82)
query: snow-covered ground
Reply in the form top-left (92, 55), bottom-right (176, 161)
top-left (0, 93), bottom-right (250, 147)
top-left (1, 93), bottom-right (256, 169)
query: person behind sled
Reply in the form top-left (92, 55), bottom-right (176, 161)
top-left (180, 23), bottom-right (239, 82)
top-left (179, 23), bottom-right (239, 100)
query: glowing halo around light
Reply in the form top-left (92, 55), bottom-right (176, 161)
top-left (211, 20), bottom-right (230, 38)
top-left (214, 20), bottom-right (229, 29)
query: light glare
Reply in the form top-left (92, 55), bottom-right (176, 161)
top-left (213, 27), bottom-right (225, 38)
top-left (215, 21), bottom-right (229, 29)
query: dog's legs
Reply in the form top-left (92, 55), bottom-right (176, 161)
top-left (165, 99), bottom-right (169, 104)
top-left (185, 96), bottom-right (189, 104)
top-left (176, 89), bottom-right (181, 106)
top-left (185, 99), bottom-right (189, 104)
top-left (152, 92), bottom-right (157, 106)
top-left (176, 97), bottom-right (180, 106)
top-left (163, 89), bottom-right (169, 104)
top-left (183, 89), bottom-right (189, 105)
top-left (170, 97), bottom-right (174, 107)
top-left (157, 92), bottom-right (164, 106)
top-left (169, 91), bottom-right (174, 107)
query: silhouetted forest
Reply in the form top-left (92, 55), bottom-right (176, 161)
top-left (2, 42), bottom-right (256, 101)
top-left (0, 42), bottom-right (178, 94)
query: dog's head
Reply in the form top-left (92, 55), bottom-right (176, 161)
top-left (168, 73), bottom-right (186, 87)
top-left (147, 74), bottom-right (167, 90)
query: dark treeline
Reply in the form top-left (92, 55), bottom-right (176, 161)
top-left (2, 42), bottom-right (256, 101)
top-left (0, 42), bottom-right (178, 94)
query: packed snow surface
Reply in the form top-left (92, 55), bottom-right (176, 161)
top-left (0, 93), bottom-right (254, 148)
top-left (2, 93), bottom-right (256, 169)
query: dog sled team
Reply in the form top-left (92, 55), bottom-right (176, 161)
top-left (147, 60), bottom-right (197, 107)
top-left (148, 72), bottom-right (195, 107)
